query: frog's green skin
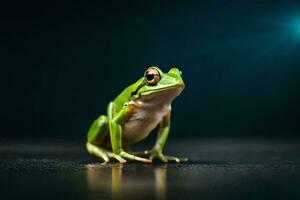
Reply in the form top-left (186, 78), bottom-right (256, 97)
top-left (86, 67), bottom-right (187, 163)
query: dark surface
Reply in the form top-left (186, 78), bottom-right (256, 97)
top-left (1, 138), bottom-right (300, 200)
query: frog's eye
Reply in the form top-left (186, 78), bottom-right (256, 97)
top-left (144, 67), bottom-right (160, 85)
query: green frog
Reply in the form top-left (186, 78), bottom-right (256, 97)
top-left (86, 66), bottom-right (187, 163)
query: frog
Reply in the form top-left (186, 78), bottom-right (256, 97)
top-left (86, 66), bottom-right (187, 164)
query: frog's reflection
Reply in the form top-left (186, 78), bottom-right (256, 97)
top-left (86, 163), bottom-right (167, 200)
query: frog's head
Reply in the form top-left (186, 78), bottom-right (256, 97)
top-left (134, 66), bottom-right (185, 101)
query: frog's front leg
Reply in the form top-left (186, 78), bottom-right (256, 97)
top-left (110, 103), bottom-right (152, 163)
top-left (149, 111), bottom-right (188, 163)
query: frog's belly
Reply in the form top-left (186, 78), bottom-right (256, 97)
top-left (121, 103), bottom-right (169, 145)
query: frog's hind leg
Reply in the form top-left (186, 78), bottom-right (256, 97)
top-left (86, 115), bottom-right (126, 163)
top-left (87, 115), bottom-right (109, 145)
top-left (86, 115), bottom-right (110, 162)
top-left (86, 143), bottom-right (126, 163)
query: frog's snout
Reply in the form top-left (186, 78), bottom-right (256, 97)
top-left (167, 68), bottom-right (185, 87)
top-left (168, 68), bottom-right (181, 76)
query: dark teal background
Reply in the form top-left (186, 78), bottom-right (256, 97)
top-left (1, 1), bottom-right (300, 139)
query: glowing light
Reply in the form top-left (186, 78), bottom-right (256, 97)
top-left (297, 24), bottom-right (300, 35)
top-left (269, 15), bottom-right (300, 40)
top-left (292, 17), bottom-right (300, 37)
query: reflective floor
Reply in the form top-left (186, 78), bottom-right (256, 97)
top-left (0, 138), bottom-right (300, 200)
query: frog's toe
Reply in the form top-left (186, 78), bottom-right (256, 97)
top-left (86, 142), bottom-right (110, 163)
top-left (106, 152), bottom-right (127, 163)
top-left (150, 154), bottom-right (167, 162)
top-left (128, 149), bottom-right (151, 157)
top-left (164, 155), bottom-right (188, 163)
top-left (151, 154), bottom-right (188, 163)
top-left (97, 156), bottom-right (110, 163)
top-left (120, 151), bottom-right (152, 163)
top-left (159, 157), bottom-right (168, 163)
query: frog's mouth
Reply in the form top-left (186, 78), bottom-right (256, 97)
top-left (140, 84), bottom-right (184, 98)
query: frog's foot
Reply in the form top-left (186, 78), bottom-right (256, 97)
top-left (86, 143), bottom-right (152, 164)
top-left (119, 151), bottom-right (152, 164)
top-left (127, 149), bottom-right (152, 157)
top-left (158, 155), bottom-right (188, 163)
top-left (149, 149), bottom-right (188, 163)
top-left (86, 143), bottom-right (127, 164)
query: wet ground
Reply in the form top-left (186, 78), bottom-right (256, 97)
top-left (0, 138), bottom-right (300, 200)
